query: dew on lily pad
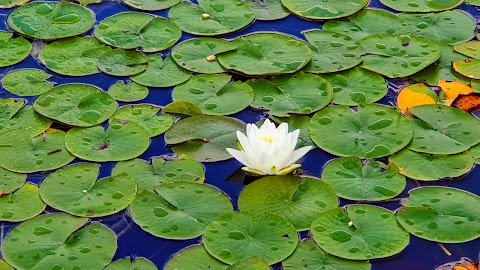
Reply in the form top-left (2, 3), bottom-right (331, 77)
top-left (0, 167), bottom-right (26, 195)
top-left (110, 104), bottom-right (173, 137)
top-left (98, 49), bottom-right (149, 77)
top-left (281, 0), bottom-right (368, 19)
top-left (0, 106), bottom-right (53, 137)
top-left (104, 257), bottom-right (158, 270)
top-left (453, 59), bottom-right (480, 80)
top-left (1, 69), bottom-right (55, 96)
top-left (130, 55), bottom-right (192, 88)
top-left (243, 0), bottom-right (290, 21)
top-left (164, 245), bottom-right (228, 270)
top-left (470, 143), bottom-right (480, 164)
top-left (0, 183), bottom-right (45, 222)
top-left (108, 81), bottom-right (149, 102)
top-left (379, 0), bottom-right (463, 12)
top-left (454, 41), bottom-right (480, 59)
top-left (0, 31), bottom-right (31, 68)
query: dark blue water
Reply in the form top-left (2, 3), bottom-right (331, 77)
top-left (0, 0), bottom-right (479, 269)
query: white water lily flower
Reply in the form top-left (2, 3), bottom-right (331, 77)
top-left (226, 119), bottom-right (312, 175)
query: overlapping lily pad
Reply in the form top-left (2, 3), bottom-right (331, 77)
top-left (271, 114), bottom-right (315, 148)
top-left (244, 0), bottom-right (290, 21)
top-left (108, 81), bottom-right (148, 102)
top-left (0, 183), bottom-right (45, 222)
top-left (168, 0), bottom-right (255, 36)
top-left (162, 101), bottom-right (204, 118)
top-left (110, 105), bottom-right (173, 137)
top-left (105, 258), bottom-right (157, 270)
top-left (454, 41), bottom-right (480, 59)
top-left (94, 13), bottom-right (181, 52)
top-left (471, 143), bottom-right (480, 164)
top-left (0, 167), bottom-right (26, 195)
top-left (453, 59), bottom-right (480, 80)
top-left (130, 182), bottom-right (233, 239)
top-left (1, 214), bottom-right (117, 270)
top-left (228, 257), bottom-right (270, 270)
top-left (0, 32), bottom-right (31, 67)
top-left (218, 33), bottom-right (312, 75)
top-left (379, 0), bottom-right (463, 12)
top-left (33, 84), bottom-right (118, 127)
top-left (98, 49), bottom-right (149, 76)
top-left (0, 106), bottom-right (52, 137)
top-left (121, 0), bottom-right (179, 11)
top-left (309, 104), bottom-right (413, 158)
top-left (0, 0), bottom-right (28, 8)
top-left (7, 2), bottom-right (95, 40)
top-left (281, 0), bottom-right (368, 19)
top-left (130, 55), bottom-right (192, 88)
top-left (0, 260), bottom-right (12, 270)
top-left (397, 187), bottom-right (480, 243)
top-left (164, 245), bottom-right (228, 270)
top-left (1, 69), bottom-right (55, 96)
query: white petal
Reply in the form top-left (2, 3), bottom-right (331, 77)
top-left (237, 131), bottom-right (251, 151)
top-left (285, 146), bottom-right (312, 166)
top-left (278, 122), bottom-right (289, 136)
top-left (226, 148), bottom-right (253, 168)
top-left (289, 129), bottom-right (300, 145)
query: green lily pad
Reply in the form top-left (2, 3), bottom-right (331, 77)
top-left (0, 32), bottom-right (31, 68)
top-left (1, 214), bottom-right (117, 270)
top-left (171, 38), bottom-right (237, 74)
top-left (0, 106), bottom-right (53, 137)
top-left (163, 101), bottom-right (204, 118)
top-left (407, 105), bottom-right (480, 155)
top-left (0, 98), bottom-right (24, 121)
top-left (40, 163), bottom-right (137, 217)
top-left (454, 41), bottom-right (480, 59)
top-left (0, 129), bottom-right (75, 173)
top-left (121, 0), bottom-right (179, 10)
top-left (0, 183), bottom-right (45, 222)
top-left (303, 30), bottom-right (364, 74)
top-left (131, 55), bottom-right (192, 88)
top-left (466, 0), bottom-right (480, 5)
top-left (110, 105), bottom-right (173, 137)
top-left (323, 9), bottom-right (410, 41)
top-left (108, 81), bottom-right (149, 102)
top-left (271, 114), bottom-right (315, 148)
top-left (75, 0), bottom-right (101, 5)
top-left (311, 205), bottom-right (409, 260)
top-left (218, 33), bottom-right (312, 75)
top-left (359, 34), bottom-right (440, 78)
top-left (164, 115), bottom-right (245, 162)
top-left (379, 0), bottom-right (463, 12)
top-left (168, 0), bottom-right (255, 36)
top-left (244, 0), bottom-right (290, 21)
top-left (38, 37), bottom-right (111, 76)
top-left (7, 2), bottom-right (95, 40)
top-left (0, 167), bottom-right (26, 195)
top-left (397, 187), bottom-right (480, 243)
top-left (112, 156), bottom-right (205, 193)
top-left (98, 49), bottom-right (149, 76)
top-left (65, 121), bottom-right (150, 162)
top-left (471, 143), bottom-right (480, 164)
top-left (94, 13), bottom-right (180, 52)
top-left (322, 67), bottom-right (387, 106)
top-left (309, 104), bottom-right (413, 158)
top-left (1, 69), bottom-right (55, 96)
top-left (282, 240), bottom-right (371, 270)
top-left (399, 11), bottom-right (476, 45)
top-left (389, 149), bottom-right (474, 181)
top-left (321, 157), bottom-right (406, 201)
top-left (105, 258), bottom-right (157, 270)
top-left (238, 176), bottom-right (338, 231)
top-left (227, 257), bottom-right (269, 270)
top-left (33, 84), bottom-right (118, 127)
top-left (164, 245), bottom-right (228, 270)
top-left (130, 182), bottom-right (233, 240)
top-left (172, 74), bottom-right (254, 115)
top-left (281, 0), bottom-right (368, 19)
top-left (453, 59), bottom-right (480, 79)
top-left (0, 0), bottom-right (29, 8)
top-left (247, 72), bottom-right (333, 116)
top-left (203, 211), bottom-right (298, 265)
top-left (0, 260), bottom-right (12, 270)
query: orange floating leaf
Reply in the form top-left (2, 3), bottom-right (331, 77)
top-left (439, 80), bottom-right (474, 105)
top-left (435, 257), bottom-right (478, 270)
top-left (397, 83), bottom-right (438, 116)
top-left (452, 93), bottom-right (480, 113)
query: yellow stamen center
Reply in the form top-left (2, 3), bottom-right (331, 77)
top-left (262, 136), bottom-right (274, 143)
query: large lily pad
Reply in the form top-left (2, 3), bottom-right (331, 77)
top-left (1, 69), bottom-right (55, 96)
top-left (389, 149), bottom-right (474, 181)
top-left (271, 114), bottom-right (315, 148)
top-left (281, 0), bottom-right (368, 19)
top-left (311, 205), bottom-right (409, 260)
top-left (218, 33), bottom-right (312, 75)
top-left (244, 0), bottom-right (290, 21)
top-left (164, 245), bottom-right (228, 270)
top-left (321, 157), bottom-right (406, 201)
top-left (238, 176), bottom-right (338, 231)
top-left (33, 84), bottom-right (118, 127)
top-left (7, 2), bottom-right (95, 40)
top-left (203, 211), bottom-right (298, 265)
top-left (358, 34), bottom-right (440, 78)
top-left (453, 59), bottom-right (480, 80)
top-left (130, 55), bottom-right (192, 88)
top-left (94, 13), bottom-right (180, 52)
top-left (105, 258), bottom-right (157, 270)
top-left (0, 129), bottom-right (75, 173)
top-left (108, 81), bottom-right (148, 102)
top-left (0, 32), bottom-right (31, 67)
top-left (65, 121), bottom-right (150, 162)
top-left (173, 74), bottom-right (254, 115)
top-left (1, 214), bottom-right (117, 270)
top-left (98, 49), bottom-right (149, 76)
top-left (379, 0), bottom-right (463, 12)
top-left (168, 0), bottom-right (255, 36)
top-left (0, 183), bottom-right (45, 222)
top-left (247, 72), bottom-right (333, 116)
top-left (110, 105), bottom-right (173, 137)
top-left (397, 187), bottom-right (480, 243)
top-left (0, 167), bottom-right (26, 195)
top-left (40, 163), bottom-right (137, 217)
top-left (309, 104), bottom-right (413, 158)
top-left (164, 115), bottom-right (245, 162)
top-left (0, 106), bottom-right (52, 137)
top-left (38, 37), bottom-right (111, 76)
top-left (129, 182), bottom-right (233, 239)
top-left (121, 0), bottom-right (179, 11)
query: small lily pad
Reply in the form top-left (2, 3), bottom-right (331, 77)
top-left (309, 104), bottom-right (413, 158)
top-left (281, 0), bottom-right (368, 19)
top-left (98, 49), bottom-right (149, 76)
top-left (379, 0), bottom-right (463, 12)
top-left (164, 115), bottom-right (245, 162)
top-left (389, 149), bottom-right (474, 181)
top-left (105, 258), bottom-right (158, 270)
top-left (218, 33), bottom-right (312, 75)
top-left (0, 98), bottom-right (23, 121)
top-left (172, 74), bottom-right (254, 115)
top-left (311, 205), bottom-right (409, 260)
top-left (7, 2), bottom-right (95, 40)
top-left (227, 257), bottom-right (270, 270)
top-left (0, 106), bottom-right (53, 137)
top-left (0, 167), bottom-right (26, 195)
top-left (238, 176), bottom-right (338, 231)
top-left (283, 240), bottom-right (371, 270)
top-left (33, 84), bottom-right (118, 127)
top-left (94, 13), bottom-right (181, 52)
top-left (244, 0), bottom-right (290, 21)
top-left (0, 32), bottom-right (31, 67)
top-left (397, 187), bottom-right (480, 243)
top-left (38, 37), bottom-right (111, 76)
top-left (163, 101), bottom-right (204, 118)
top-left (130, 55), bottom-right (192, 88)
top-left (65, 121), bottom-right (150, 162)
top-left (108, 81), bottom-right (149, 102)
top-left (171, 38), bottom-right (237, 74)
top-left (1, 214), bottom-right (117, 270)
top-left (454, 41), bottom-right (480, 59)
top-left (130, 182), bottom-right (233, 239)
top-left (121, 0), bottom-right (179, 11)
top-left (271, 114), bottom-right (315, 148)
top-left (247, 72), bottom-right (333, 116)
top-left (110, 105), bottom-right (173, 137)
top-left (1, 69), bottom-right (55, 96)
top-left (164, 245), bottom-right (228, 270)
top-left (453, 59), bottom-right (480, 80)
top-left (203, 211), bottom-right (298, 265)
top-left (0, 183), bottom-right (45, 222)
top-left (168, 0), bottom-right (255, 36)
top-left (322, 157), bottom-right (406, 201)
